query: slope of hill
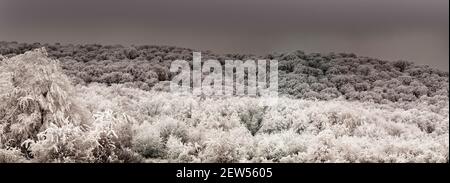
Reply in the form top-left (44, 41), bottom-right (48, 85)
top-left (0, 45), bottom-right (448, 163)
top-left (1, 41), bottom-right (448, 104)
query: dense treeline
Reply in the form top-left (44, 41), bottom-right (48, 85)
top-left (0, 49), bottom-right (448, 163)
top-left (1, 41), bottom-right (448, 104)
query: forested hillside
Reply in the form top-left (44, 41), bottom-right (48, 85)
top-left (0, 43), bottom-right (448, 163)
top-left (1, 41), bottom-right (448, 103)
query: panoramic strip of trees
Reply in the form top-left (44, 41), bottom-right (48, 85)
top-left (0, 45), bottom-right (448, 163)
top-left (1, 41), bottom-right (448, 104)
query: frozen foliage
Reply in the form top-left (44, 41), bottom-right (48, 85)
top-left (73, 84), bottom-right (447, 163)
top-left (0, 49), bottom-right (140, 162)
top-left (1, 41), bottom-right (448, 103)
top-left (0, 148), bottom-right (27, 163)
top-left (0, 48), bottom-right (448, 163)
top-left (0, 48), bottom-right (90, 150)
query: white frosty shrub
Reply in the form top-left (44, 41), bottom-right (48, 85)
top-left (70, 84), bottom-right (449, 163)
top-left (153, 116), bottom-right (188, 143)
top-left (237, 101), bottom-right (267, 135)
top-left (260, 109), bottom-right (292, 133)
top-left (0, 148), bottom-right (27, 163)
top-left (254, 130), bottom-right (308, 162)
top-left (24, 123), bottom-right (97, 163)
top-left (199, 127), bottom-right (254, 163)
top-left (165, 135), bottom-right (198, 162)
top-left (166, 135), bottom-right (185, 160)
top-left (0, 48), bottom-right (91, 150)
top-left (131, 121), bottom-right (164, 158)
top-left (301, 129), bottom-right (338, 163)
top-left (90, 110), bottom-right (142, 163)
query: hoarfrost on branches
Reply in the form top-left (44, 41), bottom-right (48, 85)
top-left (0, 47), bottom-right (448, 163)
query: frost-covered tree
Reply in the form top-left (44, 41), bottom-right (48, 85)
top-left (0, 48), bottom-right (91, 149)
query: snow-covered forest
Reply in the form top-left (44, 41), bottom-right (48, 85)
top-left (0, 41), bottom-right (448, 163)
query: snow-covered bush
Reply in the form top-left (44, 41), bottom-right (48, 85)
top-left (90, 111), bottom-right (142, 163)
top-left (74, 84), bottom-right (447, 163)
top-left (254, 130), bottom-right (307, 162)
top-left (199, 127), bottom-right (254, 163)
top-left (0, 148), bottom-right (27, 163)
top-left (166, 135), bottom-right (187, 161)
top-left (0, 48), bottom-right (91, 150)
top-left (132, 121), bottom-right (165, 158)
top-left (24, 123), bottom-right (96, 163)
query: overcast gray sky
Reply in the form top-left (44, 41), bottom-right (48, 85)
top-left (0, 0), bottom-right (448, 70)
